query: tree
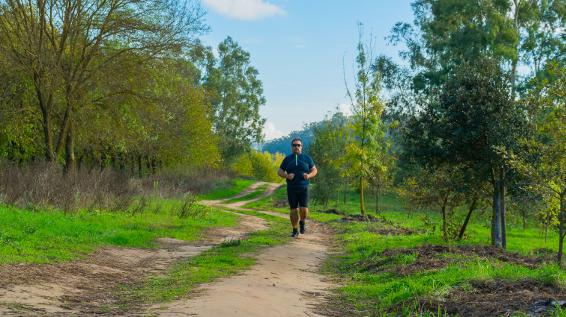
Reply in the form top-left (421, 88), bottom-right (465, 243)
top-left (387, 0), bottom-right (563, 248)
top-left (401, 58), bottom-right (527, 248)
top-left (509, 63), bottom-right (565, 265)
top-left (344, 25), bottom-right (389, 216)
top-left (203, 37), bottom-right (266, 162)
top-left (400, 165), bottom-right (464, 241)
top-left (310, 112), bottom-right (349, 207)
top-left (0, 0), bottom-right (208, 169)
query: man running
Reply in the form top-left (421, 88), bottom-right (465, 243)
top-left (277, 138), bottom-right (317, 237)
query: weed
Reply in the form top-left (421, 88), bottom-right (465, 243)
top-left (221, 239), bottom-right (242, 247)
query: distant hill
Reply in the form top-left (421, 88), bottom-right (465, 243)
top-left (261, 123), bottom-right (317, 155)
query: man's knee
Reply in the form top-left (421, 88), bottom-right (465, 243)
top-left (290, 208), bottom-right (299, 216)
top-left (299, 207), bottom-right (308, 213)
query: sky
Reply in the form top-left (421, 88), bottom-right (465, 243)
top-left (200, 0), bottom-right (415, 140)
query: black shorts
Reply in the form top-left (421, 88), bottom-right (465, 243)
top-left (287, 187), bottom-right (309, 209)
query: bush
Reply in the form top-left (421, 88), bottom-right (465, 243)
top-left (0, 161), bottom-right (229, 212)
top-left (230, 151), bottom-right (284, 182)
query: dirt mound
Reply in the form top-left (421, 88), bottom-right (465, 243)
top-left (320, 208), bottom-right (347, 215)
top-left (328, 211), bottom-right (416, 236)
top-left (361, 244), bottom-right (553, 276)
top-left (339, 214), bottom-right (383, 222)
top-left (368, 226), bottom-right (416, 236)
top-left (420, 279), bottom-right (566, 317)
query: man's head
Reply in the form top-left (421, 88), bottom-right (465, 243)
top-left (291, 138), bottom-right (302, 154)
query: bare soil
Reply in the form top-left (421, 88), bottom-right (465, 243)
top-left (420, 279), bottom-right (566, 317)
top-left (151, 220), bottom-right (334, 317)
top-left (320, 209), bottom-right (416, 236)
top-left (157, 187), bottom-right (336, 317)
top-left (1, 181), bottom-right (335, 317)
top-left (359, 244), bottom-right (554, 277)
top-left (0, 209), bottom-right (267, 316)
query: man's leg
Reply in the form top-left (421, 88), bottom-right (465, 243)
top-left (290, 208), bottom-right (300, 229)
top-left (299, 187), bottom-right (309, 234)
top-left (287, 187), bottom-right (300, 237)
top-left (299, 207), bottom-right (308, 234)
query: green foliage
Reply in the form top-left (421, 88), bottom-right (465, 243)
top-left (0, 2), bottom-right (268, 174)
top-left (342, 25), bottom-right (392, 215)
top-left (230, 151), bottom-right (284, 182)
top-left (310, 112), bottom-right (350, 207)
top-left (201, 37), bottom-right (266, 161)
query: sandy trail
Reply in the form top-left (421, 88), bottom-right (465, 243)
top-left (0, 201), bottom-right (267, 316)
top-left (152, 183), bottom-right (335, 317)
top-left (0, 182), bottom-right (335, 316)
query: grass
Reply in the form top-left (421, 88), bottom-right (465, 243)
top-left (246, 184), bottom-right (566, 316)
top-left (197, 178), bottom-right (255, 200)
top-left (223, 183), bottom-right (270, 204)
top-left (124, 210), bottom-right (289, 304)
top-left (0, 200), bottom-right (238, 264)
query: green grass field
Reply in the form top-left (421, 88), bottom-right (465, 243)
top-left (0, 199), bottom-right (238, 264)
top-left (245, 184), bottom-right (566, 316)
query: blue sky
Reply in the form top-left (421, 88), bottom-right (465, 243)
top-left (200, 0), bottom-right (414, 140)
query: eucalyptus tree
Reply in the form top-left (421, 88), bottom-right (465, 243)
top-left (202, 37), bottom-right (266, 162)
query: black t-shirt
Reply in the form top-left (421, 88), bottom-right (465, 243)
top-left (279, 153), bottom-right (315, 188)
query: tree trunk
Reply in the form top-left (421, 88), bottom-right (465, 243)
top-left (35, 85), bottom-right (54, 161)
top-left (522, 208), bottom-right (527, 230)
top-left (40, 102), bottom-right (54, 161)
top-left (343, 182), bottom-right (347, 205)
top-left (558, 191), bottom-right (565, 267)
top-left (64, 121), bottom-right (75, 174)
top-left (492, 177), bottom-right (503, 248)
top-left (458, 196), bottom-right (477, 240)
top-left (360, 177), bottom-right (365, 217)
top-left (375, 186), bottom-right (380, 213)
top-left (138, 155), bottom-right (143, 177)
top-left (55, 106), bottom-right (71, 157)
top-left (441, 195), bottom-right (448, 241)
top-left (500, 168), bottom-right (507, 249)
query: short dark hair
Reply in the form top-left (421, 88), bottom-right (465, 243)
top-left (291, 138), bottom-right (302, 145)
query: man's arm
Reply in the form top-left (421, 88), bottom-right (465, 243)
top-left (278, 168), bottom-right (295, 180)
top-left (304, 166), bottom-right (317, 180)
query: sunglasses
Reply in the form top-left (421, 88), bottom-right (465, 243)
top-left (292, 144), bottom-right (302, 147)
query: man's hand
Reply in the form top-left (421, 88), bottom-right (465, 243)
top-left (303, 173), bottom-right (310, 180)
top-left (286, 173), bottom-right (295, 180)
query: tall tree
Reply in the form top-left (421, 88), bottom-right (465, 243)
top-left (344, 25), bottom-right (389, 216)
top-left (0, 0), bottom-right (208, 169)
top-left (510, 63), bottom-right (565, 265)
top-left (204, 37), bottom-right (266, 162)
top-left (310, 112), bottom-right (349, 207)
top-left (389, 0), bottom-right (563, 248)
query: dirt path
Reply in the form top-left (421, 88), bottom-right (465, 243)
top-left (0, 204), bottom-right (267, 316)
top-left (0, 182), bottom-right (336, 316)
top-left (151, 184), bottom-right (336, 317)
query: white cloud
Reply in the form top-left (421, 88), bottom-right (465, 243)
top-left (338, 102), bottom-right (352, 116)
top-left (263, 121), bottom-right (285, 141)
top-left (202, 0), bottom-right (285, 21)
